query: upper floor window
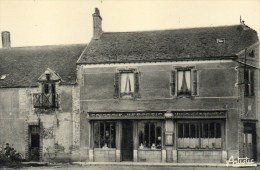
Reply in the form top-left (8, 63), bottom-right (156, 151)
top-left (171, 68), bottom-right (197, 97)
top-left (120, 72), bottom-right (135, 98)
top-left (177, 70), bottom-right (191, 96)
top-left (114, 69), bottom-right (140, 99)
top-left (244, 69), bottom-right (254, 97)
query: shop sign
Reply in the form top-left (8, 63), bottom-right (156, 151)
top-left (88, 112), bottom-right (164, 119)
top-left (172, 111), bottom-right (226, 119)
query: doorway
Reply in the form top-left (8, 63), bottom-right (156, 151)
top-left (243, 123), bottom-right (256, 160)
top-left (29, 125), bottom-right (40, 161)
top-left (121, 120), bottom-right (133, 161)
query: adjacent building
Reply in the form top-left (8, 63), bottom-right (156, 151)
top-left (0, 31), bottom-right (86, 162)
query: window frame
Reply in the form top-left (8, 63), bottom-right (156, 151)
top-left (177, 120), bottom-right (224, 150)
top-left (173, 67), bottom-right (197, 97)
top-left (93, 121), bottom-right (116, 149)
top-left (120, 70), bottom-right (135, 98)
top-left (114, 68), bottom-right (140, 99)
top-left (138, 120), bottom-right (163, 150)
top-left (177, 69), bottom-right (192, 96)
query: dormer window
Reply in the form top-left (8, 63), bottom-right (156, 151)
top-left (33, 68), bottom-right (60, 109)
top-left (216, 38), bottom-right (225, 44)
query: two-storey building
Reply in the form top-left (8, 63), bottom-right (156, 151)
top-left (76, 8), bottom-right (259, 163)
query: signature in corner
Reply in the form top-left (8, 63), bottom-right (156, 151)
top-left (226, 156), bottom-right (256, 167)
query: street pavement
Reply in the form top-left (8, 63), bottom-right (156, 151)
top-left (1, 164), bottom-right (260, 170)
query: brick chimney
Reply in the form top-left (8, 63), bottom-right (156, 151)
top-left (92, 8), bottom-right (102, 40)
top-left (1, 31), bottom-right (11, 48)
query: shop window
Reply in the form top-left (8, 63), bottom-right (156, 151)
top-left (138, 121), bottom-right (162, 149)
top-left (114, 69), bottom-right (140, 99)
top-left (177, 121), bottom-right (222, 149)
top-left (93, 121), bottom-right (116, 148)
top-left (244, 69), bottom-right (254, 97)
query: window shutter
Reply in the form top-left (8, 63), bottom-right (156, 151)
top-left (244, 70), bottom-right (249, 96)
top-left (114, 72), bottom-right (120, 99)
top-left (192, 70), bottom-right (198, 96)
top-left (134, 72), bottom-right (141, 98)
top-left (171, 70), bottom-right (176, 96)
top-left (250, 70), bottom-right (254, 96)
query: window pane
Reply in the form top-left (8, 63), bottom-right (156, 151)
top-left (94, 122), bottom-right (100, 148)
top-left (178, 124), bottom-right (183, 138)
top-left (94, 122), bottom-right (116, 148)
top-left (144, 123), bottom-right (149, 147)
top-left (156, 126), bottom-right (162, 148)
top-left (44, 84), bottom-right (49, 94)
top-left (120, 73), bottom-right (135, 93)
top-left (100, 122), bottom-right (105, 147)
top-left (140, 122), bottom-right (162, 149)
top-left (185, 71), bottom-right (191, 90)
top-left (150, 123), bottom-right (155, 147)
top-left (190, 124), bottom-right (196, 138)
top-left (184, 124), bottom-right (189, 138)
top-left (216, 123), bottom-right (221, 138)
top-left (177, 70), bottom-right (191, 95)
top-left (209, 122), bottom-right (215, 138)
top-left (110, 123), bottom-right (116, 148)
top-left (202, 123), bottom-right (209, 138)
top-left (177, 121), bottom-right (222, 149)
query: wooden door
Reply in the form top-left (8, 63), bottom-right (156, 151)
top-left (29, 125), bottom-right (40, 161)
top-left (121, 120), bottom-right (133, 161)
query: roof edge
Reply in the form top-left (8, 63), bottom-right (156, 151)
top-left (77, 55), bottom-right (238, 65)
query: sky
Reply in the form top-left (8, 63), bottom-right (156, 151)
top-left (0, 0), bottom-right (259, 47)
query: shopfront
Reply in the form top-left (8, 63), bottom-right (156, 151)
top-left (87, 110), bottom-right (227, 163)
top-left (88, 112), bottom-right (165, 162)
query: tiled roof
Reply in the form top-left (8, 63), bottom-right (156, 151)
top-left (78, 25), bottom-right (258, 64)
top-left (0, 44), bottom-right (86, 87)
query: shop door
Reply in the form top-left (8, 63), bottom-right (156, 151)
top-left (243, 123), bottom-right (256, 160)
top-left (29, 125), bottom-right (40, 161)
top-left (121, 120), bottom-right (133, 161)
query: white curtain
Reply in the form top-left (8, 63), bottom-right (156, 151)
top-left (120, 73), bottom-right (135, 93)
top-left (177, 71), bottom-right (191, 91)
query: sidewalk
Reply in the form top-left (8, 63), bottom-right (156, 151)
top-left (18, 161), bottom-right (260, 168)
top-left (73, 161), bottom-right (258, 167)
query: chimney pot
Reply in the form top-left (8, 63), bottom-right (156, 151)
top-left (2, 31), bottom-right (11, 48)
top-left (92, 8), bottom-right (102, 40)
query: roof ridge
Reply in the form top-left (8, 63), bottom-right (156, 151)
top-left (0, 43), bottom-right (87, 50)
top-left (102, 24), bottom-right (243, 34)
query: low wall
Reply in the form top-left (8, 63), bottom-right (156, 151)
top-left (178, 150), bottom-right (222, 163)
top-left (138, 150), bottom-right (162, 162)
top-left (94, 149), bottom-right (116, 162)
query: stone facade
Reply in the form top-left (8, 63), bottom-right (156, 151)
top-left (0, 84), bottom-right (80, 162)
top-left (77, 57), bottom-right (259, 162)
